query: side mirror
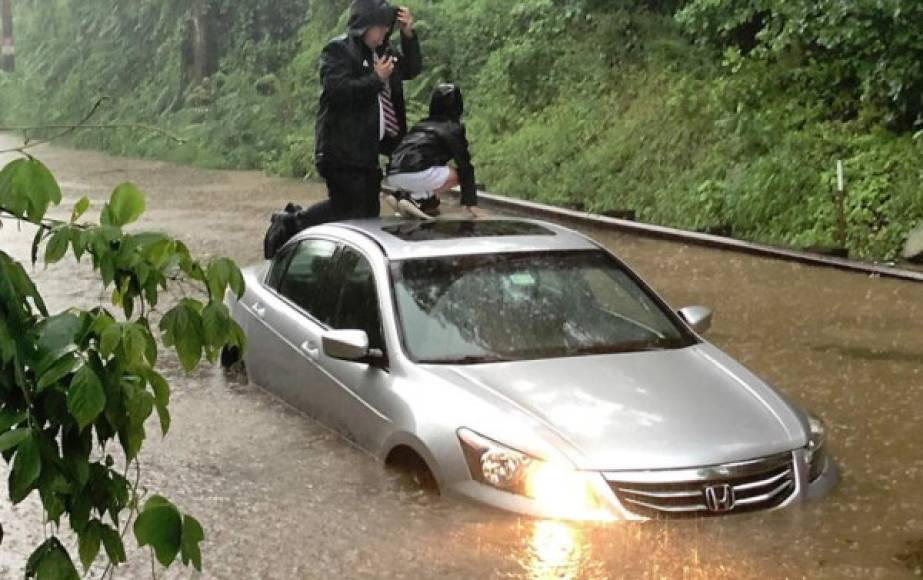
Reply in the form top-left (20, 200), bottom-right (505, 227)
top-left (678, 305), bottom-right (713, 334)
top-left (321, 330), bottom-right (386, 363)
top-left (322, 330), bottom-right (370, 361)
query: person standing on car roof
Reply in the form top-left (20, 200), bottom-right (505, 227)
top-left (300, 0), bottom-right (422, 226)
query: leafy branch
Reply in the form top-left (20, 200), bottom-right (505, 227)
top-left (0, 155), bottom-right (244, 577)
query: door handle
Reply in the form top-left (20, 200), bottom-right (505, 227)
top-left (252, 302), bottom-right (266, 318)
top-left (300, 340), bottom-right (319, 359)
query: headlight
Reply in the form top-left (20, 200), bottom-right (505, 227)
top-left (806, 415), bottom-right (827, 482)
top-left (457, 428), bottom-right (611, 520)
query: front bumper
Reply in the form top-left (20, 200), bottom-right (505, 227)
top-left (446, 448), bottom-right (838, 521)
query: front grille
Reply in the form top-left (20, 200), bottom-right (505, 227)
top-left (606, 453), bottom-right (796, 518)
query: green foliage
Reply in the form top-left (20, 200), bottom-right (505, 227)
top-left (677, 0), bottom-right (923, 130)
top-left (0, 156), bottom-right (247, 575)
top-left (1, 0), bottom-right (921, 259)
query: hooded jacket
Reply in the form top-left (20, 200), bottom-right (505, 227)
top-left (387, 84), bottom-right (478, 206)
top-left (314, 0), bottom-right (422, 172)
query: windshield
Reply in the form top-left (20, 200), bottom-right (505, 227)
top-left (391, 250), bottom-right (697, 364)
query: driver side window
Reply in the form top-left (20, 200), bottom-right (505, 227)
top-left (329, 247), bottom-right (385, 352)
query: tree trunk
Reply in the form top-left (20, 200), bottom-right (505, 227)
top-left (190, 0), bottom-right (209, 84)
top-left (1, 0), bottom-right (13, 73)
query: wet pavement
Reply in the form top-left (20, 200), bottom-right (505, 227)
top-left (1, 134), bottom-right (921, 579)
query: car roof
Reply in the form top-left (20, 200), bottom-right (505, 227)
top-left (292, 217), bottom-right (600, 260)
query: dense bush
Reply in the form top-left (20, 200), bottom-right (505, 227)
top-left (1, 0), bottom-right (920, 259)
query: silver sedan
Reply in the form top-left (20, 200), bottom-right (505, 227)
top-left (225, 218), bottom-right (837, 520)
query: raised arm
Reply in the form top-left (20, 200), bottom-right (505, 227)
top-left (447, 124), bottom-right (477, 207)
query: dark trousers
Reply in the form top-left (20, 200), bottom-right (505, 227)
top-left (298, 165), bottom-right (382, 228)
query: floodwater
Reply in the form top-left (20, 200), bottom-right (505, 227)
top-left (1, 134), bottom-right (921, 579)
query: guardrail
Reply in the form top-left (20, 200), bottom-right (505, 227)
top-left (384, 186), bottom-right (923, 284)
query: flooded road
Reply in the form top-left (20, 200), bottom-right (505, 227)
top-left (1, 134), bottom-right (921, 579)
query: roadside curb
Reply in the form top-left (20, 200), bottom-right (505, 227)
top-left (447, 189), bottom-right (923, 284)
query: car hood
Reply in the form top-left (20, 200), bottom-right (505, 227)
top-left (427, 343), bottom-right (807, 471)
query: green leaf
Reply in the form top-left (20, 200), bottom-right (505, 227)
top-left (69, 494), bottom-right (91, 535)
top-left (146, 369), bottom-right (171, 436)
top-left (107, 183), bottom-right (145, 227)
top-left (37, 312), bottom-right (82, 355)
top-left (228, 263), bottom-right (245, 299)
top-left (107, 471), bottom-right (130, 522)
top-left (0, 158), bottom-right (62, 222)
top-left (64, 455), bottom-right (90, 491)
top-left (143, 324), bottom-right (157, 366)
top-left (37, 354), bottom-right (83, 393)
top-left (201, 302), bottom-right (231, 348)
top-left (0, 410), bottom-right (27, 433)
top-left (180, 514), bottom-right (205, 571)
top-left (100, 525), bottom-right (126, 565)
top-left (0, 427), bottom-right (30, 453)
top-left (67, 366), bottom-right (106, 430)
top-left (31, 228), bottom-right (47, 266)
top-left (99, 322), bottom-right (122, 358)
top-left (70, 228), bottom-right (88, 261)
top-left (122, 324), bottom-right (147, 366)
top-left (133, 495), bottom-right (183, 567)
top-left (10, 434), bottom-right (41, 503)
top-left (26, 537), bottom-right (79, 580)
top-left (206, 259), bottom-right (231, 302)
top-left (99, 254), bottom-right (116, 287)
top-left (44, 228), bottom-right (70, 264)
top-left (0, 315), bottom-right (16, 365)
top-left (124, 383), bottom-right (154, 427)
top-left (78, 520), bottom-right (102, 571)
top-left (1, 253), bottom-right (48, 316)
top-left (118, 421), bottom-right (146, 461)
top-left (71, 196), bottom-right (90, 223)
top-left (159, 302), bottom-right (204, 371)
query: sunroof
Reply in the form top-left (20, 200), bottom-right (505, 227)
top-left (381, 220), bottom-right (556, 242)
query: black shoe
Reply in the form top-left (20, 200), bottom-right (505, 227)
top-left (397, 197), bottom-right (434, 220)
top-left (418, 196), bottom-right (441, 217)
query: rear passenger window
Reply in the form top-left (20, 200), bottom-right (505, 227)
top-left (278, 239), bottom-right (339, 325)
top-left (265, 244), bottom-right (295, 290)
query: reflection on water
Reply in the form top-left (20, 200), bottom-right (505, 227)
top-left (525, 520), bottom-right (584, 579)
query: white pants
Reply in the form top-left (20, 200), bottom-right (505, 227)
top-left (384, 167), bottom-right (450, 201)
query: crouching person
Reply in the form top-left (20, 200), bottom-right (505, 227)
top-left (384, 84), bottom-right (484, 219)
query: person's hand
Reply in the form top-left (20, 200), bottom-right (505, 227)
top-left (463, 205), bottom-right (487, 219)
top-left (397, 7), bottom-right (415, 36)
top-left (374, 55), bottom-right (395, 82)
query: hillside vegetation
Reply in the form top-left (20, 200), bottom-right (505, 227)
top-left (1, 0), bottom-right (920, 259)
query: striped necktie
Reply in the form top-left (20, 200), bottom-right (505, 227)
top-left (381, 83), bottom-right (400, 138)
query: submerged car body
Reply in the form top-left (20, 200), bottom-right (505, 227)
top-left (226, 218), bottom-right (837, 520)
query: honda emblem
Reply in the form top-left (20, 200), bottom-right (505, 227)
top-left (704, 484), bottom-right (736, 513)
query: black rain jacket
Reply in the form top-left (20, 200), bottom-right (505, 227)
top-left (314, 0), bottom-right (422, 172)
top-left (386, 84), bottom-right (477, 206)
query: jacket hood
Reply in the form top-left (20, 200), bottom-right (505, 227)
top-left (348, 0), bottom-right (397, 37)
top-left (429, 84), bottom-right (465, 122)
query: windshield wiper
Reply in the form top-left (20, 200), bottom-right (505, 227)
top-left (568, 341), bottom-right (671, 356)
top-left (423, 355), bottom-right (514, 365)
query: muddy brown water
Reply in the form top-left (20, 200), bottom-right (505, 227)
top-left (1, 135), bottom-right (921, 579)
